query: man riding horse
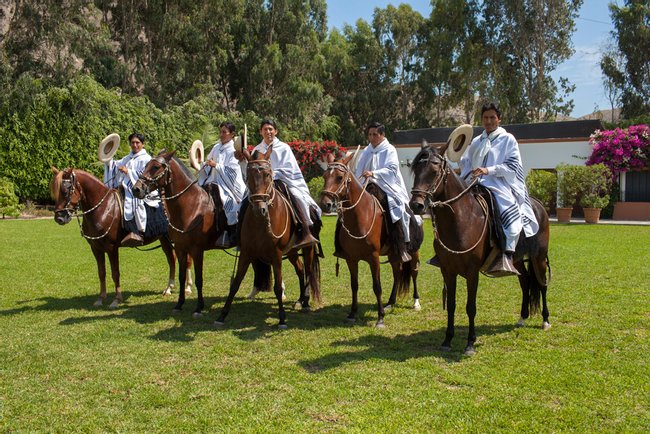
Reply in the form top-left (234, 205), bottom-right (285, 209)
top-left (103, 132), bottom-right (167, 247)
top-left (197, 121), bottom-right (246, 248)
top-left (342, 121), bottom-right (422, 263)
top-left (459, 102), bottom-right (539, 276)
top-left (237, 119), bottom-right (322, 251)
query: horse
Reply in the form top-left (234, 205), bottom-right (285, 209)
top-left (132, 150), bottom-right (271, 317)
top-left (408, 143), bottom-right (551, 356)
top-left (319, 153), bottom-right (422, 328)
top-left (50, 167), bottom-right (191, 308)
top-left (214, 146), bottom-right (321, 329)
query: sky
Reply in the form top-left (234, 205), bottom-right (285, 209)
top-left (326, 0), bottom-right (617, 118)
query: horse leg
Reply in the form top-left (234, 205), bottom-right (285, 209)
top-left (160, 236), bottom-right (176, 296)
top-left (173, 252), bottom-right (189, 313)
top-left (411, 254), bottom-right (421, 311)
top-left (90, 246), bottom-right (107, 307)
top-left (370, 255), bottom-right (385, 328)
top-left (464, 272), bottom-right (479, 356)
top-left (440, 272), bottom-right (457, 351)
top-left (532, 255), bottom-right (551, 330)
top-left (185, 254), bottom-right (193, 295)
top-left (288, 253), bottom-right (307, 310)
top-left (516, 261), bottom-right (531, 327)
top-left (107, 248), bottom-right (122, 309)
top-left (346, 259), bottom-right (359, 323)
top-left (215, 256), bottom-right (251, 326)
top-left (273, 260), bottom-right (288, 329)
top-left (191, 251), bottom-right (205, 318)
top-left (384, 261), bottom-right (401, 312)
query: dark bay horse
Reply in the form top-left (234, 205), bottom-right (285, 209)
top-left (319, 153), bottom-right (422, 328)
top-left (409, 144), bottom-right (551, 355)
top-left (50, 167), bottom-right (188, 308)
top-left (132, 150), bottom-right (270, 317)
top-left (214, 146), bottom-right (321, 329)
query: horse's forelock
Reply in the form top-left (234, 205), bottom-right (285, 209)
top-left (411, 145), bottom-right (440, 174)
top-left (49, 170), bottom-right (65, 202)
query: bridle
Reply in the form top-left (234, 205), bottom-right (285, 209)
top-left (410, 151), bottom-right (488, 255)
top-left (321, 162), bottom-right (379, 240)
top-left (57, 169), bottom-right (118, 240)
top-left (246, 159), bottom-right (290, 239)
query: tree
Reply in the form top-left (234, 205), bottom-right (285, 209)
top-left (602, 0), bottom-right (650, 118)
top-left (481, 0), bottom-right (582, 122)
top-left (600, 42), bottom-right (624, 123)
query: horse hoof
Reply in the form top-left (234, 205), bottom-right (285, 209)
top-left (375, 321), bottom-right (385, 329)
top-left (301, 306), bottom-right (311, 313)
top-left (93, 298), bottom-right (103, 307)
top-left (184, 288), bottom-right (192, 295)
top-left (281, 291), bottom-right (287, 301)
top-left (214, 320), bottom-right (225, 327)
top-left (162, 288), bottom-right (172, 296)
top-left (346, 317), bottom-right (356, 324)
top-left (413, 299), bottom-right (421, 311)
top-left (192, 312), bottom-right (203, 319)
top-left (109, 300), bottom-right (120, 309)
top-left (516, 317), bottom-right (526, 327)
top-left (384, 304), bottom-right (393, 312)
top-left (542, 321), bottom-right (552, 331)
top-left (278, 323), bottom-right (288, 330)
top-left (293, 301), bottom-right (302, 310)
top-left (247, 288), bottom-right (259, 300)
top-left (464, 347), bottom-right (476, 356)
top-left (439, 345), bottom-right (452, 352)
top-left (172, 308), bottom-right (182, 314)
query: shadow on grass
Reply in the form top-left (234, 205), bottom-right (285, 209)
top-left (298, 323), bottom-right (515, 369)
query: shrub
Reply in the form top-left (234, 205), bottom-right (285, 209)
top-left (0, 178), bottom-right (23, 218)
top-left (586, 124), bottom-right (650, 176)
top-left (526, 170), bottom-right (557, 211)
top-left (286, 140), bottom-right (347, 182)
top-left (578, 164), bottom-right (612, 209)
top-left (307, 177), bottom-right (324, 203)
top-left (556, 164), bottom-right (582, 208)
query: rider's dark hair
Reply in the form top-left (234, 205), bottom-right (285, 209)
top-left (260, 119), bottom-right (277, 130)
top-left (480, 102), bottom-right (501, 118)
top-left (220, 121), bottom-right (236, 134)
top-left (366, 121), bottom-right (385, 135)
top-left (128, 132), bottom-right (145, 143)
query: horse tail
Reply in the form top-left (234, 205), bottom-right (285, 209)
top-left (396, 260), bottom-right (412, 298)
top-left (252, 260), bottom-right (272, 292)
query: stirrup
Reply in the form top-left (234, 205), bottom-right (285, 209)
top-left (215, 231), bottom-right (235, 249)
top-left (121, 232), bottom-right (143, 247)
top-left (485, 252), bottom-right (520, 277)
top-left (427, 255), bottom-right (441, 267)
top-left (293, 234), bottom-right (318, 250)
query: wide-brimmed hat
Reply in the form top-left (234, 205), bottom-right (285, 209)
top-left (234, 124), bottom-right (248, 153)
top-left (98, 133), bottom-right (121, 163)
top-left (189, 139), bottom-right (204, 171)
top-left (445, 124), bottom-right (473, 163)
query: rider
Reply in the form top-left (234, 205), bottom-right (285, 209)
top-left (354, 121), bottom-right (422, 263)
top-left (103, 132), bottom-right (165, 247)
top-left (239, 119), bottom-right (322, 250)
top-left (197, 121), bottom-right (246, 248)
top-left (459, 102), bottom-right (539, 276)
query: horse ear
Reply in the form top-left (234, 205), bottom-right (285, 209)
top-left (341, 151), bottom-right (354, 166)
top-left (325, 153), bottom-right (335, 164)
top-left (51, 166), bottom-right (59, 175)
top-left (421, 139), bottom-right (429, 149)
top-left (263, 144), bottom-right (273, 160)
top-left (243, 148), bottom-right (252, 161)
top-left (167, 149), bottom-right (177, 160)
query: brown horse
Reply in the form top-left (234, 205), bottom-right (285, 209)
top-left (214, 146), bottom-right (321, 328)
top-left (319, 153), bottom-right (422, 328)
top-left (50, 167), bottom-right (189, 308)
top-left (132, 150), bottom-right (270, 317)
top-left (409, 144), bottom-right (551, 355)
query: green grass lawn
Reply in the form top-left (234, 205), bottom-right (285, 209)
top-left (0, 217), bottom-right (648, 432)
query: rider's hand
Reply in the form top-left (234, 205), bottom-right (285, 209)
top-left (207, 159), bottom-right (217, 168)
top-left (361, 170), bottom-right (373, 178)
top-left (118, 166), bottom-right (128, 174)
top-left (472, 167), bottom-right (488, 178)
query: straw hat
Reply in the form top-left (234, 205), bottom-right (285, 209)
top-left (189, 139), bottom-right (204, 171)
top-left (233, 123), bottom-right (248, 153)
top-left (445, 124), bottom-right (474, 163)
top-left (98, 133), bottom-right (121, 163)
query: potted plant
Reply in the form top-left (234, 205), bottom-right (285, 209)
top-left (555, 164), bottom-right (581, 223)
top-left (526, 169), bottom-right (557, 213)
top-left (579, 164), bottom-right (612, 224)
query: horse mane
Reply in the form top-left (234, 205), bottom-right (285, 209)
top-left (170, 155), bottom-right (195, 179)
top-left (50, 170), bottom-right (65, 202)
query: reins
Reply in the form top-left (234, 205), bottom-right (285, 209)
top-left (247, 159), bottom-right (290, 239)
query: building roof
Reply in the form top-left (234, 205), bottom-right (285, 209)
top-left (392, 119), bottom-right (604, 146)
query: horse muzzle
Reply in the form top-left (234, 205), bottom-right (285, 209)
top-left (319, 197), bottom-right (335, 214)
top-left (409, 196), bottom-right (426, 215)
top-left (253, 200), bottom-right (268, 217)
top-left (132, 181), bottom-right (147, 199)
top-left (54, 210), bottom-right (72, 225)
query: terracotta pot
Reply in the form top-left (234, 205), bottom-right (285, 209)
top-left (583, 207), bottom-right (602, 224)
top-left (556, 207), bottom-right (573, 223)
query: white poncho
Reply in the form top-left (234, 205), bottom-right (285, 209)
top-left (197, 140), bottom-right (246, 225)
top-left (252, 138), bottom-right (321, 224)
top-left (459, 127), bottom-right (539, 250)
top-left (354, 138), bottom-right (421, 241)
top-left (104, 149), bottom-right (160, 233)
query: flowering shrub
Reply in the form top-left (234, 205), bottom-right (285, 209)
top-left (287, 140), bottom-right (347, 182)
top-left (586, 124), bottom-right (650, 175)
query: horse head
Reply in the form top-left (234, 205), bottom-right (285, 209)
top-left (246, 145), bottom-right (274, 217)
top-left (409, 142), bottom-right (449, 215)
top-left (50, 167), bottom-right (80, 225)
top-left (319, 152), bottom-right (354, 214)
top-left (133, 150), bottom-right (176, 199)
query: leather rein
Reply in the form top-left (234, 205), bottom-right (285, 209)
top-left (246, 159), bottom-right (290, 239)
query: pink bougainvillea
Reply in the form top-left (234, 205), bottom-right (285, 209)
top-left (287, 140), bottom-right (347, 181)
top-left (587, 124), bottom-right (650, 176)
